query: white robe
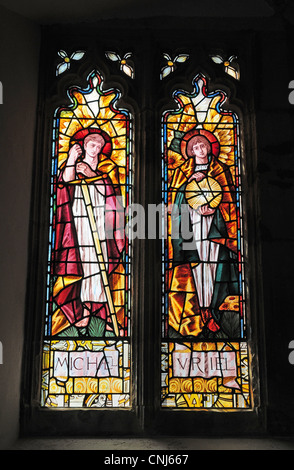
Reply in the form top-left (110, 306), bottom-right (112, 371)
top-left (72, 182), bottom-right (108, 304)
top-left (188, 207), bottom-right (219, 307)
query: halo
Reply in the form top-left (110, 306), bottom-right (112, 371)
top-left (70, 127), bottom-right (112, 158)
top-left (180, 128), bottom-right (220, 160)
top-left (185, 176), bottom-right (222, 210)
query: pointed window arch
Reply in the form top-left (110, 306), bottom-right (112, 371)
top-left (22, 24), bottom-right (263, 437)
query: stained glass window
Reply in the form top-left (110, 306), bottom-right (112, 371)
top-left (41, 70), bottom-right (133, 408)
top-left (161, 74), bottom-right (252, 409)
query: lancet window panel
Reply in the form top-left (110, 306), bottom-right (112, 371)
top-left (42, 69), bottom-right (133, 409)
top-left (161, 73), bottom-right (252, 410)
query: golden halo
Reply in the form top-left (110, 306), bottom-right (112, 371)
top-left (185, 177), bottom-right (222, 210)
top-left (181, 129), bottom-right (220, 160)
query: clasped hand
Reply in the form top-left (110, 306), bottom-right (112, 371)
top-left (76, 162), bottom-right (96, 178)
top-left (197, 204), bottom-right (215, 216)
top-left (188, 171), bottom-right (206, 183)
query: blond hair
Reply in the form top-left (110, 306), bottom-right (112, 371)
top-left (84, 133), bottom-right (105, 147)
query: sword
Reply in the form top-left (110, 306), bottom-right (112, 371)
top-left (80, 179), bottom-right (120, 337)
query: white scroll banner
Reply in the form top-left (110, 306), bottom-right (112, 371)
top-left (53, 347), bottom-right (119, 382)
top-left (172, 343), bottom-right (240, 390)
